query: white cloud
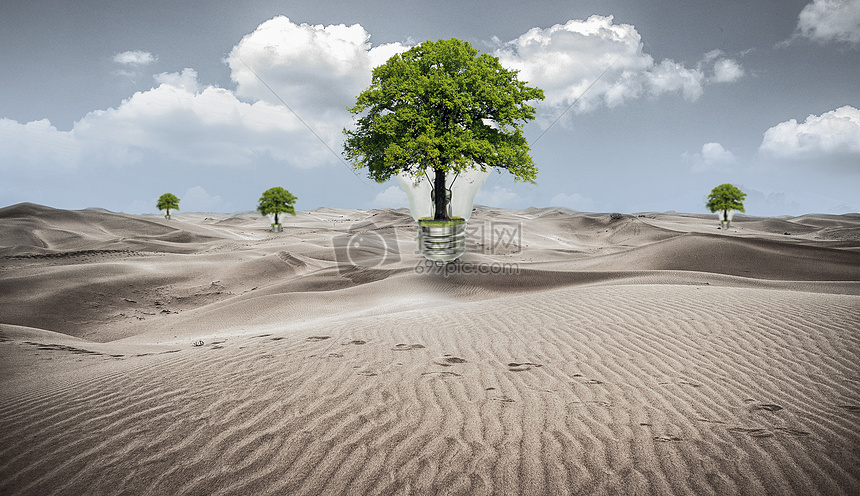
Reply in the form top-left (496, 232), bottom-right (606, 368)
top-left (759, 105), bottom-right (860, 159)
top-left (683, 142), bottom-right (737, 173)
top-left (549, 192), bottom-right (595, 211)
top-left (646, 59), bottom-right (705, 101)
top-left (494, 15), bottom-right (742, 118)
top-left (475, 186), bottom-right (521, 207)
top-left (796, 0), bottom-right (860, 45)
top-left (113, 50), bottom-right (156, 65)
top-left (3, 16), bottom-right (413, 176)
top-left (226, 16), bottom-right (406, 131)
top-left (223, 17), bottom-right (409, 156)
top-left (112, 69), bottom-right (139, 79)
top-left (372, 185), bottom-right (408, 208)
top-left (1, 69), bottom-right (337, 171)
top-left (830, 201), bottom-right (858, 212)
top-left (72, 69), bottom-right (326, 167)
top-left (181, 186), bottom-right (233, 212)
top-left (711, 58), bottom-right (745, 83)
top-left (225, 15), bottom-right (742, 136)
top-left (702, 142), bottom-right (737, 163)
top-left (743, 188), bottom-right (802, 215)
top-left (153, 69), bottom-right (200, 91)
top-left (3, 15), bottom-right (751, 180)
top-left (0, 118), bottom-right (81, 168)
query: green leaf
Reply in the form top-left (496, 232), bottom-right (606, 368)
top-left (257, 187), bottom-right (298, 225)
top-left (156, 193), bottom-right (180, 213)
top-left (343, 38), bottom-right (544, 188)
top-left (706, 184), bottom-right (746, 214)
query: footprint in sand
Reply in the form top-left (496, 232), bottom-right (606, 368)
top-left (421, 371), bottom-right (462, 378)
top-left (658, 379), bottom-right (701, 388)
top-left (696, 418), bottom-right (727, 425)
top-left (774, 427), bottom-right (811, 437)
top-left (571, 373), bottom-right (603, 385)
top-left (750, 403), bottom-right (783, 412)
top-left (433, 355), bottom-right (467, 366)
top-left (728, 427), bottom-right (774, 438)
top-left (728, 426), bottom-right (809, 438)
top-left (838, 405), bottom-right (860, 412)
top-left (306, 336), bottom-right (331, 342)
top-left (392, 343), bottom-right (425, 351)
top-left (653, 435), bottom-right (682, 442)
top-left (507, 362), bottom-right (542, 372)
top-left (570, 400), bottom-right (612, 408)
top-left (344, 340), bottom-right (367, 346)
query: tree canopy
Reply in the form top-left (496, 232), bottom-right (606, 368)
top-left (156, 193), bottom-right (180, 216)
top-left (706, 183), bottom-right (746, 220)
top-left (343, 39), bottom-right (544, 220)
top-left (257, 187), bottom-right (297, 225)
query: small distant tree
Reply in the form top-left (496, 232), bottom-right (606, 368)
top-left (706, 183), bottom-right (746, 223)
top-left (257, 187), bottom-right (297, 225)
top-left (156, 193), bottom-right (180, 219)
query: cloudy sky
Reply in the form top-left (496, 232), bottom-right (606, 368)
top-left (1, 0), bottom-right (858, 216)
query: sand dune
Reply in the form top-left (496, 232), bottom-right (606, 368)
top-left (1, 203), bottom-right (859, 495)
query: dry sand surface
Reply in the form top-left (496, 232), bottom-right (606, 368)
top-left (1, 202), bottom-right (859, 495)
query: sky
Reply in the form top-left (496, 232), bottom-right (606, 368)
top-left (1, 0), bottom-right (859, 216)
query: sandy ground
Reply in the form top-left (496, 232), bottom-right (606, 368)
top-left (1, 202), bottom-right (859, 495)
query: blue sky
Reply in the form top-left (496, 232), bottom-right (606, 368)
top-left (1, 0), bottom-right (858, 216)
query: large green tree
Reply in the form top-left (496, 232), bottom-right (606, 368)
top-left (343, 39), bottom-right (544, 220)
top-left (706, 183), bottom-right (746, 221)
top-left (257, 187), bottom-right (297, 225)
top-left (156, 193), bottom-right (180, 218)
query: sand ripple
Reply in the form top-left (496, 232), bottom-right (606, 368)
top-left (2, 285), bottom-right (859, 495)
top-left (2, 206), bottom-right (860, 494)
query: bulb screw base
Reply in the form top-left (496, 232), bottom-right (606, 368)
top-left (418, 220), bottom-right (466, 262)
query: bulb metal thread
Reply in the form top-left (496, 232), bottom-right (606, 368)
top-left (418, 221), bottom-right (466, 262)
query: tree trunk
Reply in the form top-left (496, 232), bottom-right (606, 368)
top-left (433, 168), bottom-right (448, 221)
top-left (274, 212), bottom-right (279, 225)
top-left (723, 210), bottom-right (728, 221)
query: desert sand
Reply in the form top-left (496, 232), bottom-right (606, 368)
top-left (1, 202), bottom-right (859, 495)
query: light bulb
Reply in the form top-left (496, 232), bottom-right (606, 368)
top-left (717, 209), bottom-right (735, 228)
top-left (396, 167), bottom-right (490, 262)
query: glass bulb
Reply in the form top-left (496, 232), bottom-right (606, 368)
top-left (718, 209), bottom-right (735, 221)
top-left (717, 209), bottom-right (735, 228)
top-left (396, 167), bottom-right (490, 262)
